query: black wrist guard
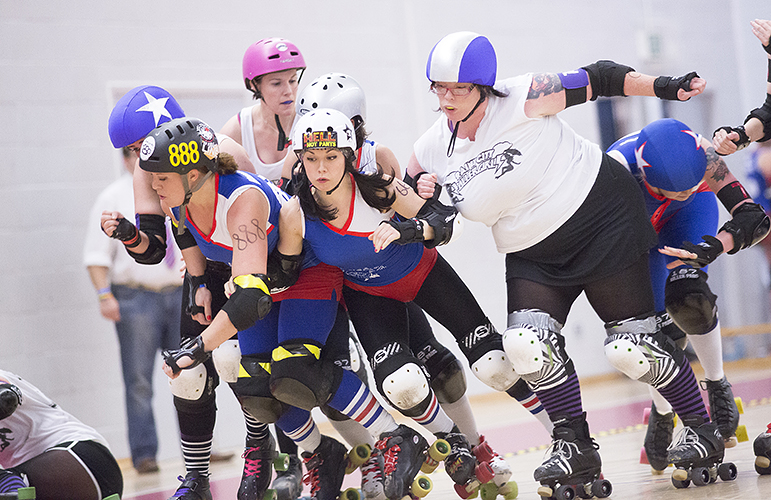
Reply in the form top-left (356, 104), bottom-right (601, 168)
top-left (716, 181), bottom-right (752, 213)
top-left (654, 72), bottom-right (699, 100)
top-left (417, 199), bottom-right (460, 248)
top-left (713, 126), bottom-right (751, 156)
top-left (128, 213), bottom-right (168, 264)
top-left (679, 235), bottom-right (724, 269)
top-left (184, 272), bottom-right (208, 316)
top-left (163, 336), bottom-right (209, 375)
top-left (404, 171), bottom-right (442, 202)
top-left (746, 95), bottom-right (771, 143)
top-left (0, 383), bottom-right (22, 420)
top-left (720, 202), bottom-right (771, 254)
top-left (385, 218), bottom-right (425, 245)
top-left (581, 60), bottom-right (634, 101)
top-left (111, 217), bottom-right (140, 247)
top-left (221, 274), bottom-right (272, 330)
top-left (266, 248), bottom-right (305, 293)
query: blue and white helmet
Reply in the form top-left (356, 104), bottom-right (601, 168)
top-left (108, 85), bottom-right (185, 148)
top-left (635, 118), bottom-right (707, 192)
top-left (426, 31), bottom-right (497, 86)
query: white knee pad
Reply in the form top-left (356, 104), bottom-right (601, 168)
top-left (348, 335), bottom-right (362, 374)
top-left (470, 349), bottom-right (520, 391)
top-left (381, 362), bottom-right (430, 410)
top-left (604, 338), bottom-right (650, 380)
top-left (502, 325), bottom-right (544, 375)
top-left (168, 363), bottom-right (207, 400)
top-left (212, 339), bottom-right (241, 384)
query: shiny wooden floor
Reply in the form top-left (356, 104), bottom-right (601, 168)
top-left (122, 360), bottom-right (771, 500)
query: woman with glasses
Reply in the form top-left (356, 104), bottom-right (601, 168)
top-left (407, 31), bottom-right (722, 496)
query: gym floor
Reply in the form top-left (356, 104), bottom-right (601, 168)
top-left (121, 359), bottom-right (771, 500)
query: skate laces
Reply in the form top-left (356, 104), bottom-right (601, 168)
top-left (302, 453), bottom-right (322, 496)
top-left (667, 426), bottom-right (699, 453)
top-left (542, 439), bottom-right (581, 467)
top-left (375, 436), bottom-right (402, 476)
top-left (241, 446), bottom-right (263, 477)
top-left (362, 451), bottom-right (384, 483)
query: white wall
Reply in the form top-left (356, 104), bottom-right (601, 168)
top-left (1, 0), bottom-right (769, 463)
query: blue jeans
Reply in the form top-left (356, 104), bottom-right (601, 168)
top-left (112, 284), bottom-right (182, 466)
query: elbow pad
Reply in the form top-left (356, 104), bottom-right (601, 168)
top-left (746, 95), bottom-right (771, 142)
top-left (720, 202), bottom-right (771, 254)
top-left (581, 60), bottom-right (634, 101)
top-left (417, 200), bottom-right (463, 248)
top-left (221, 274), bottom-right (273, 331)
top-left (0, 383), bottom-right (22, 420)
top-left (127, 213), bottom-right (169, 264)
top-left (173, 225), bottom-right (198, 251)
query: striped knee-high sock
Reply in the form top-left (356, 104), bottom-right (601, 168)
top-left (507, 378), bottom-right (554, 434)
top-left (279, 407), bottom-right (321, 453)
top-left (180, 433), bottom-right (212, 477)
top-left (0, 470), bottom-right (27, 493)
top-left (533, 372), bottom-right (584, 421)
top-left (412, 392), bottom-right (455, 434)
top-left (656, 356), bottom-right (710, 421)
top-left (329, 370), bottom-right (397, 437)
top-left (242, 408), bottom-right (271, 442)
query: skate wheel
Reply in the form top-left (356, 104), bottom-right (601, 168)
top-left (349, 444), bottom-right (372, 467)
top-left (475, 461), bottom-right (496, 484)
top-left (735, 397), bottom-right (744, 414)
top-left (499, 481), bottom-right (518, 500)
top-left (639, 447), bottom-right (649, 465)
top-left (454, 482), bottom-right (478, 499)
top-left (342, 487), bottom-right (361, 500)
top-left (671, 477), bottom-right (690, 489)
top-left (718, 462), bottom-right (737, 481)
top-left (536, 485), bottom-right (553, 498)
top-left (642, 407), bottom-right (651, 425)
top-left (735, 424), bottom-right (749, 443)
top-left (725, 436), bottom-right (738, 448)
top-left (274, 453), bottom-right (289, 472)
top-left (591, 479), bottom-right (612, 498)
top-left (755, 455), bottom-right (771, 475)
top-left (429, 438), bottom-right (451, 461)
top-left (691, 467), bottom-right (710, 486)
top-left (102, 496), bottom-right (119, 500)
top-left (479, 482), bottom-right (498, 500)
top-left (473, 441), bottom-right (495, 463)
top-left (263, 489), bottom-right (278, 500)
top-left (554, 484), bottom-right (575, 500)
top-left (411, 475), bottom-right (432, 498)
top-left (420, 460), bottom-right (439, 474)
top-left (15, 488), bottom-right (36, 500)
top-left (672, 468), bottom-right (689, 482)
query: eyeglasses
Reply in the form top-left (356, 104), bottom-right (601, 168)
top-left (429, 83), bottom-right (475, 97)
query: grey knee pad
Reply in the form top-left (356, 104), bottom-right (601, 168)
top-left (236, 356), bottom-right (289, 424)
top-left (270, 342), bottom-right (342, 411)
top-left (502, 309), bottom-right (574, 391)
top-left (665, 268), bottom-right (718, 335)
top-left (604, 315), bottom-right (683, 389)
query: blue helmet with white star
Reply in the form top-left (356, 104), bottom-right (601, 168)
top-left (108, 85), bottom-right (185, 148)
top-left (635, 118), bottom-right (707, 192)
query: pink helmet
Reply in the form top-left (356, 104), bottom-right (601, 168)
top-left (242, 38), bottom-right (306, 86)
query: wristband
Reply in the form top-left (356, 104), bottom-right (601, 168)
top-left (97, 287), bottom-right (113, 300)
top-left (716, 181), bottom-right (751, 213)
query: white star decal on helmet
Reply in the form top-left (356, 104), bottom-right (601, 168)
top-left (682, 129), bottom-right (702, 149)
top-left (136, 92), bottom-right (172, 126)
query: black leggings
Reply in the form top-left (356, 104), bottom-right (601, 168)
top-left (506, 251), bottom-right (655, 325)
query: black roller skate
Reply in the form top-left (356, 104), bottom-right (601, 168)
top-left (0, 470), bottom-right (35, 499)
top-left (301, 435), bottom-right (348, 500)
top-left (701, 377), bottom-right (743, 447)
top-left (667, 414), bottom-right (736, 488)
top-left (168, 471), bottom-right (212, 500)
top-left (753, 422), bottom-right (771, 475)
top-left (534, 413), bottom-right (612, 500)
top-left (239, 433), bottom-right (290, 500)
top-left (272, 455), bottom-right (303, 500)
top-left (434, 427), bottom-right (493, 499)
top-left (374, 424), bottom-right (431, 500)
top-left (359, 447), bottom-right (387, 500)
top-left (642, 402), bottom-right (674, 473)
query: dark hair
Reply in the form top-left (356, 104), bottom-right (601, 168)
top-left (477, 84), bottom-right (509, 99)
top-left (295, 148), bottom-right (395, 221)
top-left (191, 152), bottom-right (238, 176)
top-left (246, 76), bottom-right (263, 100)
top-left (353, 116), bottom-right (369, 150)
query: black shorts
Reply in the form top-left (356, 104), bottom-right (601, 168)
top-left (505, 153), bottom-right (657, 286)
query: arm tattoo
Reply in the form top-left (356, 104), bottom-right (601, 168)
top-left (527, 73), bottom-right (564, 100)
top-left (232, 219), bottom-right (267, 251)
top-left (394, 179), bottom-right (410, 197)
top-left (705, 147), bottom-right (729, 182)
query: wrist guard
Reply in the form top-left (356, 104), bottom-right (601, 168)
top-left (110, 217), bottom-right (140, 248)
top-left (127, 213), bottom-right (168, 264)
top-left (581, 60), bottom-right (634, 100)
top-left (404, 171), bottom-right (442, 202)
top-left (163, 336), bottom-right (209, 375)
top-left (746, 94), bottom-right (771, 143)
top-left (417, 199), bottom-right (461, 248)
top-left (384, 218), bottom-right (425, 245)
top-left (713, 126), bottom-right (751, 156)
top-left (0, 383), bottom-right (22, 420)
top-left (716, 181), bottom-right (751, 213)
top-left (654, 71), bottom-right (699, 100)
top-left (678, 235), bottom-right (724, 269)
top-left (221, 274), bottom-right (272, 330)
top-left (720, 202), bottom-right (771, 254)
top-left (184, 271), bottom-right (208, 316)
top-left (266, 248), bottom-right (305, 293)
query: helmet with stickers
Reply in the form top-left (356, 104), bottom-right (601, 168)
top-left (242, 38), bottom-right (306, 88)
top-left (139, 117), bottom-right (219, 175)
top-left (635, 118), bottom-right (707, 192)
top-left (426, 31), bottom-right (497, 86)
top-left (297, 73), bottom-right (366, 122)
top-left (292, 108), bottom-right (357, 153)
top-left (108, 85), bottom-right (185, 148)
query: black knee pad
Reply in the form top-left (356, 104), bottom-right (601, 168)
top-left (414, 337), bottom-right (467, 403)
top-left (270, 342), bottom-right (342, 411)
top-left (656, 311), bottom-right (686, 343)
top-left (665, 268), bottom-right (718, 335)
top-left (237, 355), bottom-right (289, 424)
top-left (457, 318), bottom-right (502, 364)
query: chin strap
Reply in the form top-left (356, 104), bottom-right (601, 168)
top-left (447, 94), bottom-right (486, 157)
top-left (176, 172), bottom-right (214, 235)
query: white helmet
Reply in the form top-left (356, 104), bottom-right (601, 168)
top-left (296, 73), bottom-right (366, 122)
top-left (292, 108), bottom-right (357, 153)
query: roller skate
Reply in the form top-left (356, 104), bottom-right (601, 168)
top-left (666, 414), bottom-right (736, 488)
top-left (301, 435), bottom-right (348, 500)
top-left (534, 414), bottom-right (611, 500)
top-left (641, 402), bottom-right (674, 473)
top-left (753, 422), bottom-right (771, 475)
top-left (273, 455), bottom-right (304, 500)
top-left (701, 377), bottom-right (746, 447)
top-left (374, 424), bottom-right (432, 499)
top-left (239, 433), bottom-right (289, 500)
top-left (358, 446), bottom-right (387, 500)
top-left (0, 470), bottom-right (35, 499)
top-left (473, 435), bottom-right (518, 500)
top-left (168, 470), bottom-right (212, 500)
top-left (433, 427), bottom-right (494, 500)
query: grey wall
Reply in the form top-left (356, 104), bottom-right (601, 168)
top-left (2, 0), bottom-right (769, 462)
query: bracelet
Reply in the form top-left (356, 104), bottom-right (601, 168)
top-left (97, 287), bottom-right (113, 301)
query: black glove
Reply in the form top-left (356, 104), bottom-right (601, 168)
top-left (108, 217), bottom-right (141, 248)
top-left (163, 336), bottom-right (209, 375)
top-left (654, 71), bottom-right (699, 100)
top-left (677, 235), bottom-right (724, 268)
top-left (713, 126), bottom-right (751, 155)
